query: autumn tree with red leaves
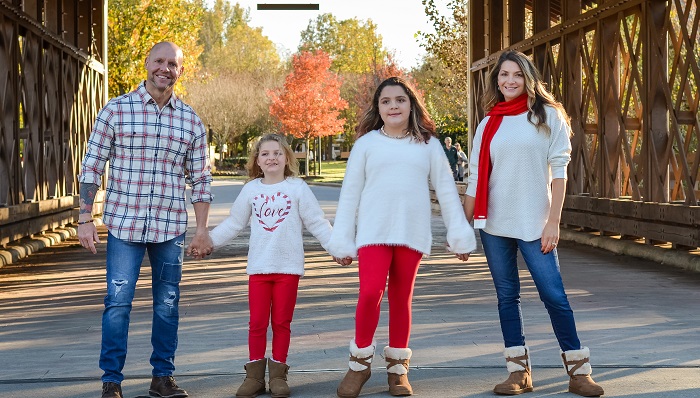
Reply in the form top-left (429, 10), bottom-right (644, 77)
top-left (269, 50), bottom-right (348, 175)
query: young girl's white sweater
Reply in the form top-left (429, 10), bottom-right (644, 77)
top-left (209, 177), bottom-right (332, 276)
top-left (466, 106), bottom-right (572, 241)
top-left (327, 130), bottom-right (476, 258)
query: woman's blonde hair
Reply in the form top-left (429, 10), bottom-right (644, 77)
top-left (482, 50), bottom-right (570, 135)
top-left (245, 133), bottom-right (299, 181)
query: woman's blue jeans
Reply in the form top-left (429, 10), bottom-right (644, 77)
top-left (479, 230), bottom-right (581, 351)
top-left (100, 232), bottom-right (185, 383)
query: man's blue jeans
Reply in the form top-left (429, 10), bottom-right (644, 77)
top-left (480, 230), bottom-right (581, 351)
top-left (100, 232), bottom-right (185, 383)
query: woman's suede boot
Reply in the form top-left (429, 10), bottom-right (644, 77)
top-left (561, 347), bottom-right (604, 397)
top-left (384, 346), bottom-right (413, 396)
top-left (336, 339), bottom-right (375, 398)
top-left (236, 358), bottom-right (267, 398)
top-left (493, 346), bottom-right (533, 395)
top-left (268, 358), bottom-right (291, 398)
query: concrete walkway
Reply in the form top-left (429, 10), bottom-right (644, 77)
top-left (0, 181), bottom-right (698, 397)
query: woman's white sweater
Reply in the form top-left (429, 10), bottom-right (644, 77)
top-left (466, 106), bottom-right (572, 241)
top-left (327, 130), bottom-right (476, 258)
top-left (209, 177), bottom-right (332, 276)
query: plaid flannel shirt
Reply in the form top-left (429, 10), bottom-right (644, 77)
top-left (79, 82), bottom-right (213, 243)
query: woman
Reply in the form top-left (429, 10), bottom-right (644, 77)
top-left (463, 51), bottom-right (604, 397)
top-left (328, 77), bottom-right (475, 398)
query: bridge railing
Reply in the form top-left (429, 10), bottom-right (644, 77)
top-left (562, 196), bottom-right (699, 249)
top-left (431, 185), bottom-right (699, 251)
top-left (0, 190), bottom-right (105, 248)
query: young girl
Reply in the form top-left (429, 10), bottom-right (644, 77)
top-left (208, 133), bottom-right (336, 398)
top-left (327, 77), bottom-right (476, 398)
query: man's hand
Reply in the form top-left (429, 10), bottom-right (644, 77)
top-left (187, 229), bottom-right (213, 259)
top-left (78, 222), bottom-right (101, 254)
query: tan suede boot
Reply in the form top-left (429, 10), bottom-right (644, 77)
top-left (236, 358), bottom-right (267, 398)
top-left (561, 347), bottom-right (605, 397)
top-left (493, 346), bottom-right (533, 395)
top-left (268, 358), bottom-right (291, 398)
top-left (336, 339), bottom-right (375, 398)
top-left (384, 346), bottom-right (413, 396)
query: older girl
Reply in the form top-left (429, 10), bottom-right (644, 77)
top-left (328, 77), bottom-right (475, 398)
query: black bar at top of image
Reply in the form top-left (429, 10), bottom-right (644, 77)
top-left (257, 4), bottom-right (320, 10)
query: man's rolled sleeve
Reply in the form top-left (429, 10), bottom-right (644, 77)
top-left (187, 121), bottom-right (213, 204)
top-left (79, 107), bottom-right (114, 185)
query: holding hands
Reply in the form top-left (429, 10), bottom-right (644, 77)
top-left (333, 256), bottom-right (353, 266)
top-left (455, 252), bottom-right (471, 262)
top-left (187, 229), bottom-right (214, 259)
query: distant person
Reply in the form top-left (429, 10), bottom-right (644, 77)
top-left (207, 134), bottom-right (345, 398)
top-left (454, 142), bottom-right (468, 182)
top-left (328, 76), bottom-right (475, 398)
top-left (77, 41), bottom-right (213, 398)
top-left (443, 136), bottom-right (459, 180)
top-left (463, 50), bottom-right (604, 397)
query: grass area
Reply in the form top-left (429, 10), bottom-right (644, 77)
top-left (303, 160), bottom-right (347, 184)
top-left (212, 160), bottom-right (347, 184)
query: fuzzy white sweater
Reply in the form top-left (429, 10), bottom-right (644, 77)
top-left (327, 130), bottom-right (476, 258)
top-left (209, 177), bottom-right (332, 276)
top-left (466, 106), bottom-right (572, 241)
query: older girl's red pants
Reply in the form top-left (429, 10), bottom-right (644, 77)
top-left (355, 245), bottom-right (422, 349)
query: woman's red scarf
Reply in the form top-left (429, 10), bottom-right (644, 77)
top-left (473, 93), bottom-right (529, 229)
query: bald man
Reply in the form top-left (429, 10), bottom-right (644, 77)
top-left (78, 42), bottom-right (213, 398)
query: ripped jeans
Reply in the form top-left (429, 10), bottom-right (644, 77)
top-left (100, 232), bottom-right (185, 384)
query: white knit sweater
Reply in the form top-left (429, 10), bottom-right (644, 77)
top-left (209, 177), bottom-right (332, 276)
top-left (327, 130), bottom-right (476, 258)
top-left (466, 106), bottom-right (572, 241)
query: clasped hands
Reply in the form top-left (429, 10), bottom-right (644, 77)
top-left (186, 230), bottom-right (214, 259)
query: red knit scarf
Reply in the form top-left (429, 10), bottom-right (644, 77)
top-left (473, 93), bottom-right (529, 228)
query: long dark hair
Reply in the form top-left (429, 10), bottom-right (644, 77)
top-left (356, 77), bottom-right (436, 143)
top-left (482, 50), bottom-right (570, 135)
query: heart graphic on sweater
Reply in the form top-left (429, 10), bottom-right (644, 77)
top-left (252, 192), bottom-right (291, 232)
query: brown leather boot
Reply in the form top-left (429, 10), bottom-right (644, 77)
top-left (494, 346), bottom-right (533, 395)
top-left (268, 358), bottom-right (291, 398)
top-left (384, 346), bottom-right (413, 396)
top-left (337, 339), bottom-right (375, 398)
top-left (561, 347), bottom-right (604, 397)
top-left (236, 358), bottom-right (267, 398)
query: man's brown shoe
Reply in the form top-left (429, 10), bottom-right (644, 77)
top-left (101, 382), bottom-right (123, 398)
top-left (149, 376), bottom-right (188, 398)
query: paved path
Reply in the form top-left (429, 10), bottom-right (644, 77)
top-left (0, 180), bottom-right (698, 397)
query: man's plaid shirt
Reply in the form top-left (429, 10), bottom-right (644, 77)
top-left (79, 82), bottom-right (213, 243)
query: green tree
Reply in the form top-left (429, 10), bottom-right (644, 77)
top-left (200, 1), bottom-right (280, 73)
top-left (198, 0), bottom-right (235, 66)
top-left (412, 55), bottom-right (469, 146)
top-left (417, 0), bottom-right (470, 146)
top-left (187, 0), bottom-right (282, 160)
top-left (108, 0), bottom-right (203, 98)
top-left (299, 14), bottom-right (387, 74)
